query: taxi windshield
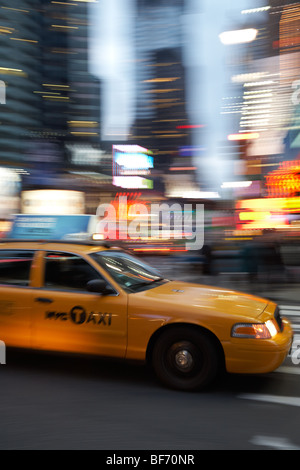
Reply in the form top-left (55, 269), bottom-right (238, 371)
top-left (90, 251), bottom-right (166, 293)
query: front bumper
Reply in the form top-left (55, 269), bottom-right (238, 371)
top-left (222, 318), bottom-right (293, 374)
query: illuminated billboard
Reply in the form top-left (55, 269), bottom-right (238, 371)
top-left (112, 145), bottom-right (153, 189)
top-left (113, 145), bottom-right (153, 175)
top-left (236, 197), bottom-right (300, 231)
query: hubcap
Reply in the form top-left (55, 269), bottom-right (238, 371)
top-left (174, 349), bottom-right (193, 371)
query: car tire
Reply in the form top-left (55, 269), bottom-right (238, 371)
top-left (152, 326), bottom-right (220, 391)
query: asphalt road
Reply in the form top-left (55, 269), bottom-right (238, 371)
top-left (0, 312), bottom-right (299, 451)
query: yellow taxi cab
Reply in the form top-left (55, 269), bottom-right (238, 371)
top-left (0, 239), bottom-right (293, 391)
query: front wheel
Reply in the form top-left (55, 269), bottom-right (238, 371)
top-left (152, 326), bottom-right (220, 391)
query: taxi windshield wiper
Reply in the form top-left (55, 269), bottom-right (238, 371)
top-left (132, 277), bottom-right (166, 291)
top-left (145, 277), bottom-right (165, 284)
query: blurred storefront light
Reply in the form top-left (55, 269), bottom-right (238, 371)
top-left (221, 181), bottom-right (253, 189)
top-left (184, 191), bottom-right (220, 199)
top-left (241, 6), bottom-right (270, 15)
top-left (219, 28), bottom-right (258, 45)
top-left (21, 190), bottom-right (85, 215)
top-left (113, 176), bottom-right (153, 189)
top-left (0, 168), bottom-right (21, 219)
top-left (228, 133), bottom-right (259, 140)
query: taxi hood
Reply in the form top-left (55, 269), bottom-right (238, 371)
top-left (137, 280), bottom-right (268, 320)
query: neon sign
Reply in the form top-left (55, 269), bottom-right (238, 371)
top-left (265, 159), bottom-right (300, 198)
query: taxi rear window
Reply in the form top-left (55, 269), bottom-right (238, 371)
top-left (0, 250), bottom-right (35, 286)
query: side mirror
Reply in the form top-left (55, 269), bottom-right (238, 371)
top-left (86, 279), bottom-right (115, 295)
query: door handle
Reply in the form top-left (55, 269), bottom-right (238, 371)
top-left (35, 297), bottom-right (53, 303)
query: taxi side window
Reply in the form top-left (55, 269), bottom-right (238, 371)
top-left (44, 252), bottom-right (104, 291)
top-left (0, 250), bottom-right (35, 286)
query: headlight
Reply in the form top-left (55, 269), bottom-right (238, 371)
top-left (231, 320), bottom-right (278, 339)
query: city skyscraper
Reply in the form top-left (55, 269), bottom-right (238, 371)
top-left (0, 1), bottom-right (42, 164)
top-left (129, 0), bottom-right (196, 195)
top-left (0, 0), bottom-right (103, 182)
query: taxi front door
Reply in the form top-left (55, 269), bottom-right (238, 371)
top-left (31, 251), bottom-right (128, 358)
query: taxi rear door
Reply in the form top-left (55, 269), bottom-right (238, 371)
top-left (31, 250), bottom-right (128, 358)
